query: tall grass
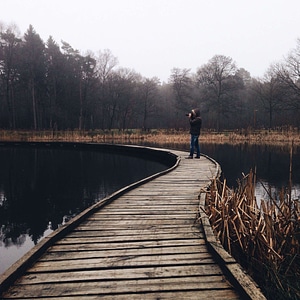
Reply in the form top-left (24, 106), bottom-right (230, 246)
top-left (0, 128), bottom-right (300, 145)
top-left (204, 169), bottom-right (300, 299)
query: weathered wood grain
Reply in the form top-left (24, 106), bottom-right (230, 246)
top-left (5, 277), bottom-right (235, 298)
top-left (21, 264), bottom-right (223, 284)
top-left (0, 148), bottom-right (263, 299)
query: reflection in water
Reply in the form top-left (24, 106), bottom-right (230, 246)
top-left (1, 142), bottom-right (299, 275)
top-left (202, 143), bottom-right (300, 208)
top-left (143, 141), bottom-right (300, 199)
top-left (201, 143), bottom-right (300, 193)
top-left (0, 146), bottom-right (167, 274)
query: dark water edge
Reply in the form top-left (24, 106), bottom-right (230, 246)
top-left (0, 145), bottom-right (168, 275)
top-left (201, 143), bottom-right (300, 203)
top-left (1, 141), bottom-right (299, 276)
top-left (140, 141), bottom-right (300, 200)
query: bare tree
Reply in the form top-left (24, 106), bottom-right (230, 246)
top-left (196, 55), bottom-right (237, 131)
top-left (94, 49), bottom-right (118, 129)
top-left (273, 39), bottom-right (300, 113)
top-left (139, 77), bottom-right (160, 130)
top-left (169, 68), bottom-right (194, 110)
top-left (252, 68), bottom-right (287, 129)
top-left (169, 68), bottom-right (195, 129)
top-left (115, 68), bottom-right (141, 130)
top-left (95, 49), bottom-right (118, 84)
top-left (286, 38), bottom-right (300, 83)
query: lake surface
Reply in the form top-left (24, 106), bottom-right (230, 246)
top-left (201, 143), bottom-right (300, 201)
top-left (0, 145), bottom-right (168, 274)
top-left (1, 142), bottom-right (299, 275)
top-left (144, 141), bottom-right (300, 199)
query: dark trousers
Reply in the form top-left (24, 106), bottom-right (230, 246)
top-left (189, 134), bottom-right (200, 157)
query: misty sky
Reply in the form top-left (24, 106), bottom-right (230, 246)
top-left (1, 0), bottom-right (300, 82)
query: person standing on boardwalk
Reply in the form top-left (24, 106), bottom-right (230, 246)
top-left (187, 108), bottom-right (202, 159)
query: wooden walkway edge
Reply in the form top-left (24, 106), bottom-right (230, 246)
top-left (0, 145), bottom-right (266, 299)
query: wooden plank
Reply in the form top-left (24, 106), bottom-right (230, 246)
top-left (107, 196), bottom-right (197, 199)
top-left (82, 216), bottom-right (198, 222)
top-left (92, 207), bottom-right (197, 212)
top-left (74, 224), bottom-right (203, 231)
top-left (68, 225), bottom-right (200, 233)
top-left (93, 211), bottom-right (199, 217)
top-left (49, 238), bottom-right (205, 247)
top-left (103, 204), bottom-right (197, 208)
top-left (55, 233), bottom-right (202, 243)
top-left (111, 196), bottom-right (198, 201)
top-left (79, 219), bottom-right (196, 226)
top-left (67, 228), bottom-right (203, 237)
top-left (21, 264), bottom-right (223, 284)
top-left (27, 254), bottom-right (215, 272)
top-left (51, 239), bottom-right (207, 251)
top-left (22, 290), bottom-right (239, 300)
top-left (39, 245), bottom-right (209, 261)
top-left (5, 276), bottom-right (233, 298)
top-left (65, 232), bottom-right (204, 239)
top-left (86, 212), bottom-right (196, 217)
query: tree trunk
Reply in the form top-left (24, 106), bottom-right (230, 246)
top-left (31, 80), bottom-right (38, 130)
top-left (79, 78), bottom-right (83, 130)
top-left (11, 84), bottom-right (16, 129)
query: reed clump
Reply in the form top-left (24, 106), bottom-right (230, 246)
top-left (205, 170), bottom-right (300, 300)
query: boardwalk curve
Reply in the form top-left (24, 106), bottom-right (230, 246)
top-left (0, 144), bottom-right (265, 299)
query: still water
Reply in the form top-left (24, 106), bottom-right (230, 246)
top-left (201, 143), bottom-right (300, 200)
top-left (0, 145), bottom-right (168, 274)
top-left (144, 141), bottom-right (300, 194)
top-left (1, 143), bottom-right (299, 275)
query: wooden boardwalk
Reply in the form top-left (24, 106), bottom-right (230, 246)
top-left (0, 148), bottom-right (264, 299)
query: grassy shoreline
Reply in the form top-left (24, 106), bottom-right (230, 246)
top-left (0, 128), bottom-right (300, 146)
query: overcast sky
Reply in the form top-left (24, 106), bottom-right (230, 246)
top-left (1, 0), bottom-right (300, 82)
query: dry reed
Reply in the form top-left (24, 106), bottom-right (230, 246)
top-left (0, 128), bottom-right (300, 146)
top-left (205, 170), bottom-right (300, 299)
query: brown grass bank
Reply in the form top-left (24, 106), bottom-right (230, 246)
top-left (0, 128), bottom-right (300, 146)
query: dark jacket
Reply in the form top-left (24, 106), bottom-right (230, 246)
top-left (189, 108), bottom-right (202, 135)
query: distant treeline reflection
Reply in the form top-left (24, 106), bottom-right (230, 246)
top-left (201, 142), bottom-right (300, 189)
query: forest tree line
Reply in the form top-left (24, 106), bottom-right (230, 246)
top-left (1, 23), bottom-right (300, 131)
